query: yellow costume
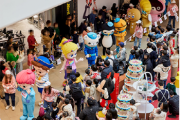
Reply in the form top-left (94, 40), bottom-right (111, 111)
top-left (140, 0), bottom-right (152, 36)
top-left (127, 8), bottom-right (141, 42)
top-left (114, 18), bottom-right (127, 53)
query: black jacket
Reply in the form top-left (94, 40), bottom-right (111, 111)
top-left (99, 9), bottom-right (106, 20)
top-left (94, 18), bottom-right (105, 32)
top-left (101, 66), bottom-right (113, 81)
top-left (169, 95), bottom-right (179, 114)
top-left (79, 101), bottom-right (99, 120)
top-left (143, 58), bottom-right (153, 76)
top-left (158, 54), bottom-right (171, 66)
top-left (62, 25), bottom-right (71, 39)
top-left (150, 51), bottom-right (158, 68)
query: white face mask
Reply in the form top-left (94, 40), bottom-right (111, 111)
top-left (53, 108), bottom-right (57, 111)
top-left (74, 31), bottom-right (77, 34)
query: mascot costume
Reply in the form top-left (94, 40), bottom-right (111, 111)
top-left (84, 32), bottom-right (100, 67)
top-left (31, 56), bottom-right (53, 105)
top-left (127, 8), bottom-right (141, 42)
top-left (100, 22), bottom-right (115, 59)
top-left (114, 18), bottom-right (127, 53)
top-left (149, 0), bottom-right (165, 25)
top-left (59, 38), bottom-right (84, 78)
top-left (16, 69), bottom-right (35, 120)
top-left (140, 0), bottom-right (152, 36)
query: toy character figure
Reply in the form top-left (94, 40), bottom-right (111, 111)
top-left (84, 32), bottom-right (100, 67)
top-left (114, 18), bottom-right (127, 53)
top-left (31, 56), bottom-right (53, 105)
top-left (100, 22), bottom-right (115, 59)
top-left (140, 0), bottom-right (152, 36)
top-left (59, 38), bottom-right (84, 78)
top-left (127, 8), bottom-right (141, 42)
top-left (149, 0), bottom-right (165, 25)
top-left (16, 69), bottom-right (36, 120)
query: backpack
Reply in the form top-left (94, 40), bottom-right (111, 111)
top-left (70, 83), bottom-right (83, 100)
top-left (108, 58), bottom-right (119, 73)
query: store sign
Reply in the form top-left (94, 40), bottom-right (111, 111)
top-left (67, 3), bottom-right (71, 15)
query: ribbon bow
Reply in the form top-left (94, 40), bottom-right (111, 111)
top-left (63, 39), bottom-right (73, 45)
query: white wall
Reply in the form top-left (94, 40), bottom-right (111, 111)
top-left (77, 0), bottom-right (119, 26)
top-left (0, 0), bottom-right (70, 29)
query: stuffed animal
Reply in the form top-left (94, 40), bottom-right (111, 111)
top-left (100, 22), bottom-right (115, 59)
top-left (127, 8), bottom-right (141, 42)
top-left (31, 56), bottom-right (53, 105)
top-left (16, 69), bottom-right (36, 120)
top-left (149, 0), bottom-right (165, 25)
top-left (140, 0), bottom-right (152, 36)
top-left (114, 18), bottom-right (127, 53)
top-left (84, 32), bottom-right (100, 67)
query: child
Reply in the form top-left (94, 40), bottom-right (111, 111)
top-left (169, 33), bottom-right (175, 55)
top-left (166, 77), bottom-right (177, 95)
top-left (157, 28), bottom-right (165, 42)
top-left (139, 49), bottom-right (144, 61)
top-left (84, 69), bottom-right (92, 82)
top-left (27, 29), bottom-right (38, 50)
top-left (128, 50), bottom-right (135, 61)
top-left (133, 46), bottom-right (138, 52)
top-left (51, 102), bottom-right (59, 119)
top-left (61, 111), bottom-right (72, 120)
top-left (149, 108), bottom-right (165, 120)
top-left (150, 36), bottom-right (156, 45)
top-left (90, 79), bottom-right (101, 102)
top-left (42, 81), bottom-right (60, 112)
top-left (84, 80), bottom-right (92, 103)
top-left (96, 111), bottom-right (113, 120)
top-left (134, 20), bottom-right (143, 48)
top-left (129, 99), bottom-right (141, 120)
top-left (27, 49), bottom-right (34, 70)
top-left (135, 52), bottom-right (140, 60)
top-left (78, 33), bottom-right (84, 51)
top-left (96, 56), bottom-right (104, 68)
top-left (62, 98), bottom-right (73, 118)
top-left (72, 30), bottom-right (79, 44)
top-left (91, 65), bottom-right (101, 80)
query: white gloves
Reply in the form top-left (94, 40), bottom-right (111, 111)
top-left (85, 54), bottom-right (90, 58)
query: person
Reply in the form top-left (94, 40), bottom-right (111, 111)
top-left (149, 107), bottom-right (166, 120)
top-left (96, 111), bottom-right (113, 120)
top-left (61, 111), bottom-right (73, 120)
top-left (79, 20), bottom-right (87, 35)
top-left (170, 47), bottom-right (179, 77)
top-left (42, 81), bottom-right (60, 112)
top-left (158, 50), bottom-right (171, 66)
top-left (143, 53), bottom-right (153, 79)
top-left (150, 36), bottom-right (156, 45)
top-left (88, 10), bottom-right (97, 26)
top-left (0, 61), bottom-right (5, 99)
top-left (90, 65), bottom-right (101, 80)
top-left (6, 46), bottom-right (19, 69)
top-left (2, 70), bottom-right (16, 110)
top-left (27, 49), bottom-right (34, 70)
top-left (167, 0), bottom-right (178, 28)
top-left (166, 77), bottom-right (177, 95)
top-left (27, 29), bottom-right (38, 50)
top-left (51, 102), bottom-right (59, 119)
top-left (79, 97), bottom-right (99, 120)
top-left (41, 29), bottom-right (55, 55)
top-left (128, 50), bottom-right (135, 61)
top-left (53, 23), bottom-right (61, 50)
top-left (127, 3), bottom-right (134, 13)
top-left (62, 20), bottom-right (72, 39)
top-left (108, 103), bottom-right (118, 119)
top-left (116, 42), bottom-right (126, 67)
top-left (134, 20), bottom-right (143, 48)
top-left (72, 30), bottom-right (79, 44)
top-left (84, 80), bottom-right (92, 104)
top-left (61, 98), bottom-right (73, 119)
top-left (168, 90), bottom-right (179, 118)
top-left (157, 28), bottom-right (165, 43)
top-left (152, 81), bottom-right (170, 107)
top-left (111, 3), bottom-right (118, 18)
top-left (164, 25), bottom-right (173, 41)
top-left (101, 60), bottom-right (113, 81)
top-left (78, 32), bottom-right (84, 51)
top-left (44, 20), bottom-right (54, 38)
top-left (99, 6), bottom-right (107, 20)
top-left (94, 13), bottom-right (105, 33)
top-left (90, 79), bottom-right (101, 102)
top-left (169, 33), bottom-right (175, 55)
top-left (104, 50), bottom-right (114, 67)
top-left (153, 59), bottom-right (170, 88)
top-left (150, 45), bottom-right (158, 69)
top-left (129, 99), bottom-right (141, 120)
top-left (139, 49), bottom-right (144, 61)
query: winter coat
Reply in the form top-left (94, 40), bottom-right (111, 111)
top-left (101, 66), bottom-right (113, 81)
top-left (90, 84), bottom-right (101, 101)
top-left (153, 64), bottom-right (170, 80)
top-left (143, 58), bottom-right (153, 76)
top-left (168, 95), bottom-right (179, 115)
top-left (158, 55), bottom-right (171, 66)
top-left (2, 76), bottom-right (16, 94)
top-left (150, 51), bottom-right (158, 68)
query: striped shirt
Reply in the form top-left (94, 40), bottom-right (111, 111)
top-left (36, 73), bottom-right (49, 88)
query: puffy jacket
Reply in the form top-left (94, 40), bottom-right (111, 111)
top-left (153, 64), bottom-right (170, 80)
top-left (168, 95), bottom-right (179, 115)
top-left (101, 66), bottom-right (113, 81)
top-left (158, 55), bottom-right (171, 66)
top-left (143, 58), bottom-right (153, 76)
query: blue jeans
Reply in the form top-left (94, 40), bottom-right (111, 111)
top-left (5, 93), bottom-right (15, 106)
top-left (134, 37), bottom-right (142, 48)
top-left (168, 16), bottom-right (175, 28)
top-left (163, 79), bottom-right (167, 88)
top-left (44, 100), bottom-right (53, 112)
top-left (79, 43), bottom-right (84, 50)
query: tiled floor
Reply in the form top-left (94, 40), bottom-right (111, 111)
top-left (0, 18), bottom-right (179, 120)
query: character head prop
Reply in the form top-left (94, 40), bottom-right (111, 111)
top-left (140, 0), bottom-right (152, 14)
top-left (84, 32), bottom-right (100, 47)
top-left (127, 8), bottom-right (141, 22)
top-left (102, 22), bottom-right (115, 36)
top-left (150, 0), bottom-right (165, 14)
top-left (114, 18), bottom-right (127, 32)
top-left (59, 38), bottom-right (78, 59)
top-left (16, 69), bottom-right (35, 90)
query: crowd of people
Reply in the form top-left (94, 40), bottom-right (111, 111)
top-left (0, 1), bottom-right (179, 120)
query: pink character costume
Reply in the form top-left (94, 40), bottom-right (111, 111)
top-left (64, 58), bottom-right (76, 79)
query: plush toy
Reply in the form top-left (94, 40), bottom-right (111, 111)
top-left (127, 8), bottom-right (141, 42)
top-left (16, 69), bottom-right (35, 120)
top-left (100, 22), bottom-right (115, 59)
top-left (140, 0), bottom-right (152, 36)
top-left (59, 38), bottom-right (84, 78)
top-left (84, 32), bottom-right (100, 67)
top-left (114, 18), bottom-right (127, 53)
top-left (31, 56), bottom-right (53, 105)
top-left (149, 0), bottom-right (165, 25)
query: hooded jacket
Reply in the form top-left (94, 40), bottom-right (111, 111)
top-left (153, 64), bottom-right (170, 80)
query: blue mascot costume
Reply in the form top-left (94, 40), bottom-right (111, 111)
top-left (84, 32), bottom-right (100, 67)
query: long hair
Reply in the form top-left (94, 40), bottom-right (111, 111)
top-left (59, 38), bottom-right (78, 58)
top-left (4, 74), bottom-right (12, 84)
top-left (138, 23), bottom-right (142, 28)
top-left (44, 86), bottom-right (52, 94)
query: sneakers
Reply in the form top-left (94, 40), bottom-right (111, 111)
top-left (39, 101), bottom-right (43, 105)
top-left (5, 106), bottom-right (10, 110)
top-left (12, 106), bottom-right (15, 111)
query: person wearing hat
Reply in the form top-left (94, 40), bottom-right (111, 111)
top-left (42, 81), bottom-right (60, 112)
top-left (31, 56), bottom-right (54, 105)
top-left (2, 70), bottom-right (17, 111)
top-left (167, 0), bottom-right (178, 28)
top-left (134, 20), bottom-right (143, 49)
top-left (116, 42), bottom-right (126, 67)
top-left (127, 3), bottom-right (134, 13)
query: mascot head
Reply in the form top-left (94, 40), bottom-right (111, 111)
top-left (16, 69), bottom-right (35, 90)
top-left (140, 0), bottom-right (152, 14)
top-left (84, 32), bottom-right (100, 47)
top-left (127, 8), bottom-right (141, 22)
top-left (102, 22), bottom-right (114, 36)
top-left (150, 0), bottom-right (165, 14)
top-left (114, 18), bottom-right (127, 32)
